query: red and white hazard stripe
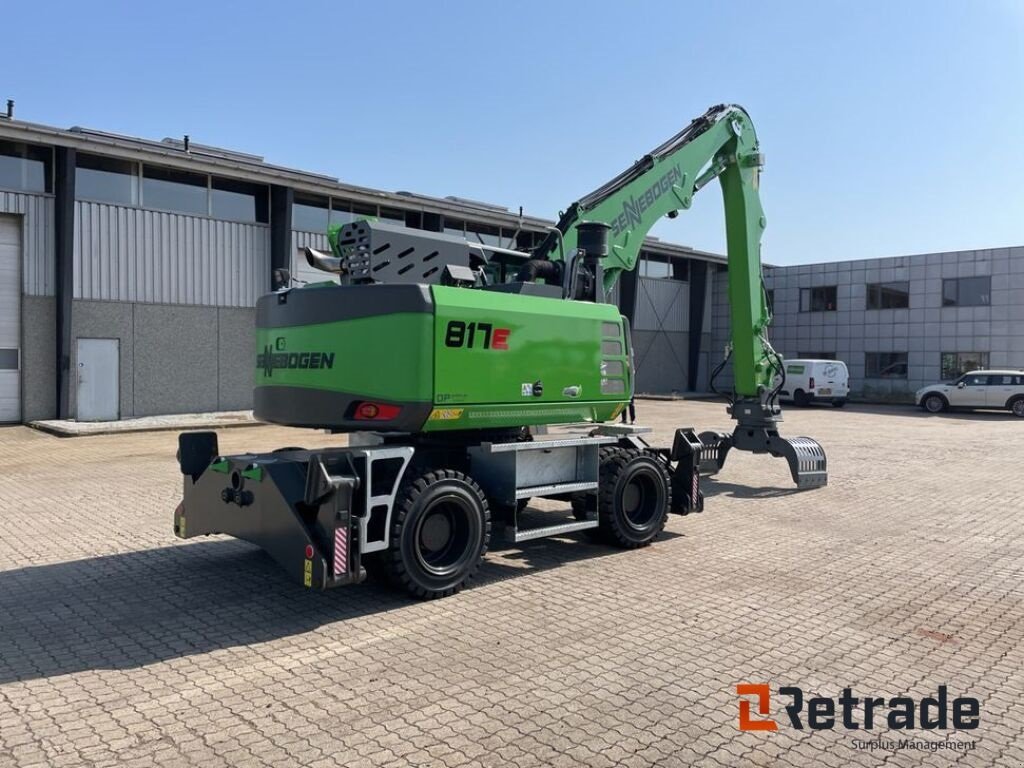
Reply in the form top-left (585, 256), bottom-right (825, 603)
top-left (334, 526), bottom-right (348, 576)
top-left (692, 470), bottom-right (699, 510)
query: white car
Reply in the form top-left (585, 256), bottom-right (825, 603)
top-left (916, 370), bottom-right (1024, 417)
top-left (776, 359), bottom-right (850, 407)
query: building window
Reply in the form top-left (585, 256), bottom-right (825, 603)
top-left (799, 286), bottom-right (837, 312)
top-left (467, 222), bottom-right (501, 246)
top-left (798, 352), bottom-right (836, 360)
top-left (942, 276), bottom-right (990, 307)
top-left (516, 230), bottom-right (546, 252)
top-left (352, 202), bottom-right (378, 222)
top-left (142, 165), bottom-right (208, 216)
top-left (211, 177), bottom-right (268, 223)
top-left (765, 289), bottom-right (775, 311)
top-left (0, 139), bottom-right (51, 193)
top-left (292, 194), bottom-right (329, 232)
top-left (940, 352), bottom-right (989, 380)
top-left (444, 217), bottom-right (466, 238)
top-left (639, 252), bottom-right (672, 278)
top-left (75, 153), bottom-right (138, 205)
top-left (329, 200), bottom-right (354, 228)
top-left (867, 281), bottom-right (910, 309)
top-left (379, 206), bottom-right (406, 228)
top-left (865, 352), bottom-right (909, 379)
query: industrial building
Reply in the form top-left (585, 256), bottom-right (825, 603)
top-left (3, 109), bottom-right (1021, 424)
top-left (757, 248), bottom-right (1024, 399)
top-left (0, 110), bottom-right (722, 423)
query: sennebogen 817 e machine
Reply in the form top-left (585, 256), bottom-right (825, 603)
top-left (175, 104), bottom-right (826, 599)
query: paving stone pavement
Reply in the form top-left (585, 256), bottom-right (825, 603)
top-left (1, 400), bottom-right (1022, 768)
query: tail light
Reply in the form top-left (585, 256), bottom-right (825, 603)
top-left (809, 376), bottom-right (816, 389)
top-left (353, 401), bottom-right (402, 421)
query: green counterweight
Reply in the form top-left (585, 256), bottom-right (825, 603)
top-left (253, 284), bottom-right (629, 432)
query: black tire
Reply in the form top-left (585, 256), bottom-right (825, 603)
top-left (386, 469), bottom-right (490, 599)
top-left (831, 398), bottom-right (847, 408)
top-left (595, 449), bottom-right (672, 549)
top-left (1009, 397), bottom-right (1024, 418)
top-left (921, 393), bottom-right (947, 414)
top-left (571, 445), bottom-right (629, 522)
top-left (793, 389), bottom-right (811, 407)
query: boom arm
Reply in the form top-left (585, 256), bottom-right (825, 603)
top-left (534, 105), bottom-right (773, 399)
top-left (537, 104), bottom-right (826, 489)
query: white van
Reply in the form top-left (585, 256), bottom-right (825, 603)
top-left (776, 359), bottom-right (850, 407)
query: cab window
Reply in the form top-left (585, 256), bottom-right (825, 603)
top-left (960, 374), bottom-right (988, 386)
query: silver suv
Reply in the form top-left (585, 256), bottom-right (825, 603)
top-left (916, 370), bottom-right (1024, 417)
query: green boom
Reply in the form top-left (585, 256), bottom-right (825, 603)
top-left (533, 105), bottom-right (774, 398)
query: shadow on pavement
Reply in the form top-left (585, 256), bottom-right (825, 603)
top-left (0, 530), bottom-right (660, 685)
top-left (701, 478), bottom-right (801, 499)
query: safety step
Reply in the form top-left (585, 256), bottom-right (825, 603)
top-left (516, 481), bottom-right (598, 499)
top-left (482, 436), bottom-right (618, 453)
top-left (514, 519), bottom-right (599, 543)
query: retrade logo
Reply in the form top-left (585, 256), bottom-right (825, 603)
top-left (736, 685), bottom-right (980, 732)
top-left (737, 684), bottom-right (777, 731)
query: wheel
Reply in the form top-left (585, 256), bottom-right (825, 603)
top-left (571, 445), bottom-right (628, 522)
top-left (922, 393), bottom-right (947, 414)
top-left (793, 389), bottom-right (811, 407)
top-left (1009, 397), bottom-right (1024, 418)
top-left (386, 469), bottom-right (490, 599)
top-left (831, 398), bottom-right (847, 408)
top-left (595, 449), bottom-right (672, 549)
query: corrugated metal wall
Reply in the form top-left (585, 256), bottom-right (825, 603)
top-left (634, 276), bottom-right (689, 331)
top-left (74, 202), bottom-right (270, 307)
top-left (0, 191), bottom-right (54, 296)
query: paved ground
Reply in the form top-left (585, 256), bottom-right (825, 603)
top-left (1, 400), bottom-right (1022, 768)
top-left (30, 411), bottom-right (256, 437)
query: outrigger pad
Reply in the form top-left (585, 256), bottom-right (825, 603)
top-left (697, 431), bottom-right (732, 475)
top-left (178, 431), bottom-right (219, 480)
top-left (669, 428), bottom-right (705, 514)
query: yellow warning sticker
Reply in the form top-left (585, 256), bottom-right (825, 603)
top-left (303, 559), bottom-right (313, 588)
top-left (428, 408), bottom-right (465, 421)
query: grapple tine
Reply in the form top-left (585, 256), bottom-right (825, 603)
top-left (768, 435), bottom-right (828, 489)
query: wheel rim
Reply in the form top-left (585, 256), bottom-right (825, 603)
top-left (413, 494), bottom-right (477, 578)
top-left (621, 469), bottom-right (662, 530)
top-left (1013, 400), bottom-right (1024, 417)
top-left (926, 397), bottom-right (943, 413)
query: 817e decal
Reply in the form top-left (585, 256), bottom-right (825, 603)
top-left (445, 321), bottom-right (510, 350)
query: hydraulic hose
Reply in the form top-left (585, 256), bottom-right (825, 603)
top-left (709, 347), bottom-right (734, 406)
top-left (516, 259), bottom-right (562, 285)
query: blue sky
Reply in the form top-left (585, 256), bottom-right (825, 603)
top-left (3, 1), bottom-right (1022, 264)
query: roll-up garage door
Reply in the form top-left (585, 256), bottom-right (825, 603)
top-left (0, 214), bottom-right (21, 422)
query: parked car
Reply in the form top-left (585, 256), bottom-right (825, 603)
top-left (776, 359), bottom-right (850, 407)
top-left (916, 370), bottom-right (1024, 417)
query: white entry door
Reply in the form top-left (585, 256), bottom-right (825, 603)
top-left (77, 338), bottom-right (120, 421)
top-left (0, 215), bottom-right (20, 423)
